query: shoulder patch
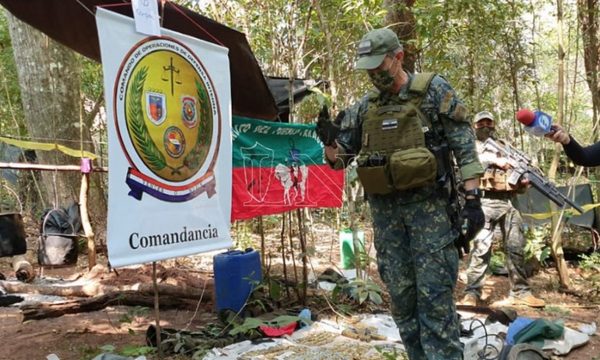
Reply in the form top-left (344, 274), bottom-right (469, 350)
top-left (451, 103), bottom-right (467, 122)
top-left (439, 91), bottom-right (453, 113)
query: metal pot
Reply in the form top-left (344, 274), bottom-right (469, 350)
top-left (0, 212), bottom-right (27, 257)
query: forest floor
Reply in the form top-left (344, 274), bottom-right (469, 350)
top-left (0, 219), bottom-right (598, 360)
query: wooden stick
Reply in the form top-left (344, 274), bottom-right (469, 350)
top-left (0, 162), bottom-right (108, 172)
top-left (79, 171), bottom-right (96, 270)
top-left (153, 262), bottom-right (163, 359)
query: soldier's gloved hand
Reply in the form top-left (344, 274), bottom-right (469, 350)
top-left (454, 233), bottom-right (469, 258)
top-left (316, 105), bottom-right (342, 147)
top-left (458, 198), bottom-right (485, 253)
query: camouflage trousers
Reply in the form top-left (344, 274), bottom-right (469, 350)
top-left (464, 198), bottom-right (529, 298)
top-left (369, 193), bottom-right (463, 360)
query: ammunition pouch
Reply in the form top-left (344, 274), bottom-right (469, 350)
top-left (389, 148), bottom-right (437, 190)
top-left (356, 163), bottom-right (394, 195)
top-left (480, 168), bottom-right (519, 192)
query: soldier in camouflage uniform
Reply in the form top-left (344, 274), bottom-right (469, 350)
top-left (317, 28), bottom-right (484, 360)
top-left (459, 111), bottom-right (545, 308)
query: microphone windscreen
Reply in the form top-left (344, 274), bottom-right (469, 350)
top-left (516, 109), bottom-right (535, 126)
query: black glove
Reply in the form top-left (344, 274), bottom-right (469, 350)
top-left (316, 105), bottom-right (342, 147)
top-left (456, 198), bottom-right (485, 257)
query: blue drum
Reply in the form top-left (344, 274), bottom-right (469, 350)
top-left (213, 248), bottom-right (262, 313)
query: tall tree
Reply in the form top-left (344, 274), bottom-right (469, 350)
top-left (6, 14), bottom-right (106, 218)
top-left (578, 0), bottom-right (600, 136)
top-left (548, 0), bottom-right (571, 289)
top-left (384, 0), bottom-right (417, 72)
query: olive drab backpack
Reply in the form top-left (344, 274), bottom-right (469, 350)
top-left (356, 72), bottom-right (439, 194)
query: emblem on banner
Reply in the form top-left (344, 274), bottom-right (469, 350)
top-left (146, 92), bottom-right (166, 125)
top-left (114, 37), bottom-right (221, 202)
top-left (164, 126), bottom-right (186, 158)
top-left (181, 96), bottom-right (198, 128)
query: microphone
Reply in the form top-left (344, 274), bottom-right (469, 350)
top-left (516, 109), bottom-right (553, 136)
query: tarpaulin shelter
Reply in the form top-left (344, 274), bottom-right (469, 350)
top-left (266, 77), bottom-right (325, 122)
top-left (515, 184), bottom-right (596, 229)
top-left (0, 0), bottom-right (278, 121)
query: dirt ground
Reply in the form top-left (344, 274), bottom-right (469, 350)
top-left (0, 222), bottom-right (599, 360)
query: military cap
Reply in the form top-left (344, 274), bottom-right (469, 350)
top-left (474, 111), bottom-right (495, 123)
top-left (355, 28), bottom-right (401, 70)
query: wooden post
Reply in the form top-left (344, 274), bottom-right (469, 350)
top-left (258, 216), bottom-right (265, 269)
top-left (153, 262), bottom-right (163, 358)
top-left (79, 158), bottom-right (96, 270)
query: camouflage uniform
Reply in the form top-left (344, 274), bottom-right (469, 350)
top-left (334, 74), bottom-right (483, 360)
top-left (463, 141), bottom-right (530, 299)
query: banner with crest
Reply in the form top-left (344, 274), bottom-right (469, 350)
top-left (97, 8), bottom-right (232, 267)
top-left (232, 116), bottom-right (344, 220)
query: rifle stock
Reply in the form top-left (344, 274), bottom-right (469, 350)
top-left (482, 138), bottom-right (583, 214)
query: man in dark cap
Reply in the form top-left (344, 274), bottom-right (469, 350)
top-left (317, 28), bottom-right (484, 359)
top-left (459, 111), bottom-right (545, 309)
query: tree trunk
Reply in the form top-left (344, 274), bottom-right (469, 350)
top-left (20, 291), bottom-right (199, 321)
top-left (6, 14), bottom-right (106, 221)
top-left (550, 0), bottom-right (571, 289)
top-left (384, 0), bottom-right (417, 72)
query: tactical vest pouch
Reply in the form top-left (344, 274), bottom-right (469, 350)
top-left (480, 168), bottom-right (519, 192)
top-left (356, 165), bottom-right (394, 195)
top-left (389, 148), bottom-right (437, 190)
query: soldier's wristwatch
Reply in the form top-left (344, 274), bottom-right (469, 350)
top-left (464, 188), bottom-right (482, 199)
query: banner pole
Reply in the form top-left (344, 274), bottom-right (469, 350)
top-left (152, 261), bottom-right (163, 358)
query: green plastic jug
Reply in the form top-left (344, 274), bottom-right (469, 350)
top-left (339, 229), bottom-right (365, 269)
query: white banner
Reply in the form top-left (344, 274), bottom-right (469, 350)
top-left (97, 8), bottom-right (232, 267)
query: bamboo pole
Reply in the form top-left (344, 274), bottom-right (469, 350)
top-left (153, 262), bottom-right (163, 358)
top-left (0, 162), bottom-right (107, 172)
top-left (79, 168), bottom-right (96, 270)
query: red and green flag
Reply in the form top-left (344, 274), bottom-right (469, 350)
top-left (232, 116), bottom-right (344, 220)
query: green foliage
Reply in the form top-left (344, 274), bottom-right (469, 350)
top-left (489, 251), bottom-right (506, 275)
top-left (92, 343), bottom-right (155, 358)
top-left (333, 278), bottom-right (383, 306)
top-left (375, 345), bottom-right (409, 360)
top-left (578, 252), bottom-right (600, 271)
top-left (0, 9), bottom-right (24, 137)
top-left (120, 345), bottom-right (155, 356)
top-left (80, 56), bottom-right (104, 101)
top-left (524, 225), bottom-right (551, 264)
top-left (234, 220), bottom-right (254, 250)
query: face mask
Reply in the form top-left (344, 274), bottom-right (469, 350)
top-left (475, 127), bottom-right (494, 141)
top-left (369, 58), bottom-right (397, 92)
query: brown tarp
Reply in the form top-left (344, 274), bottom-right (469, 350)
top-left (0, 0), bottom-right (278, 120)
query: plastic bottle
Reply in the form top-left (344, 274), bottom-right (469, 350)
top-left (516, 109), bottom-right (553, 136)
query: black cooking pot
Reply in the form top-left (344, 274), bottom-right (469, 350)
top-left (0, 212), bottom-right (27, 257)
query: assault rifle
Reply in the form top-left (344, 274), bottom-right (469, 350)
top-left (482, 138), bottom-right (583, 214)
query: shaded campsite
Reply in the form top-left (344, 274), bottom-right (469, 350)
top-left (0, 1), bottom-right (600, 360)
top-left (0, 214), bottom-right (599, 359)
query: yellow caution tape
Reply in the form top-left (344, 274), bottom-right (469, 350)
top-left (0, 136), bottom-right (97, 160)
top-left (523, 203), bottom-right (600, 220)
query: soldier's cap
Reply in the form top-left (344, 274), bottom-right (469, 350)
top-left (474, 111), bottom-right (495, 123)
top-left (355, 28), bottom-right (401, 70)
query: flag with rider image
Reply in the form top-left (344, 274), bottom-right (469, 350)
top-left (232, 116), bottom-right (344, 220)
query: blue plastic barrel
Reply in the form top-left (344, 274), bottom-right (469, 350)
top-left (213, 248), bottom-right (262, 313)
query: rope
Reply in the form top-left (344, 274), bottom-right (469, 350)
top-left (166, 1), bottom-right (226, 47)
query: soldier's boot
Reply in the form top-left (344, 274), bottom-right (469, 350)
top-left (457, 293), bottom-right (478, 306)
top-left (492, 293), bottom-right (546, 308)
top-left (513, 293), bottom-right (546, 308)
